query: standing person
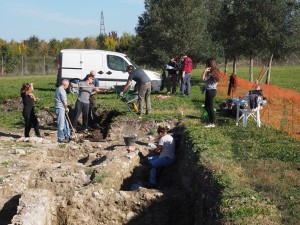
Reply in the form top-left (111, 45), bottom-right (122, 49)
top-left (88, 70), bottom-right (100, 125)
top-left (147, 125), bottom-right (176, 188)
top-left (178, 56), bottom-right (185, 89)
top-left (72, 74), bottom-right (100, 133)
top-left (160, 68), bottom-right (167, 92)
top-left (20, 83), bottom-right (41, 138)
top-left (120, 65), bottom-right (152, 115)
top-left (202, 58), bottom-right (221, 128)
top-left (227, 73), bottom-right (238, 97)
top-left (180, 52), bottom-right (193, 96)
top-left (54, 79), bottom-right (70, 143)
top-left (166, 55), bottom-right (179, 94)
top-left (253, 79), bottom-right (261, 90)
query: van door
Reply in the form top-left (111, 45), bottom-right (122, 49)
top-left (105, 54), bottom-right (130, 88)
top-left (82, 52), bottom-right (105, 87)
top-left (61, 51), bottom-right (83, 79)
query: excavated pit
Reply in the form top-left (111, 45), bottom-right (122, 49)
top-left (0, 109), bottom-right (222, 225)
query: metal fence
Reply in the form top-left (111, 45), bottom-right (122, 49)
top-left (1, 54), bottom-right (300, 76)
top-left (218, 74), bottom-right (300, 141)
top-left (1, 56), bottom-right (57, 75)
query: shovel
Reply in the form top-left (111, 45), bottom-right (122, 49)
top-left (65, 112), bottom-right (78, 142)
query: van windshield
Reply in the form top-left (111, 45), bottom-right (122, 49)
top-left (125, 56), bottom-right (139, 69)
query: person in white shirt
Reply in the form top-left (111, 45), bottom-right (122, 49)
top-left (147, 125), bottom-right (176, 188)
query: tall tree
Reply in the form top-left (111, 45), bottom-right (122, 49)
top-left (48, 38), bottom-right (61, 57)
top-left (135, 0), bottom-right (221, 67)
top-left (83, 37), bottom-right (98, 49)
top-left (210, 0), bottom-right (300, 80)
top-left (116, 33), bottom-right (135, 54)
top-left (96, 34), bottom-right (107, 50)
top-left (104, 36), bottom-right (118, 51)
top-left (0, 43), bottom-right (20, 73)
top-left (25, 35), bottom-right (40, 57)
top-left (61, 38), bottom-right (84, 49)
top-left (39, 40), bottom-right (49, 56)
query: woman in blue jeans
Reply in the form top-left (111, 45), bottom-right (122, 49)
top-left (202, 58), bottom-right (221, 128)
top-left (147, 125), bottom-right (176, 188)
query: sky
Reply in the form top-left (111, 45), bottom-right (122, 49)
top-left (0, 0), bottom-right (145, 42)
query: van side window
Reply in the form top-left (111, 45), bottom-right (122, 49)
top-left (107, 55), bottom-right (128, 71)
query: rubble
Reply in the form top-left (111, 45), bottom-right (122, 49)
top-left (0, 113), bottom-right (221, 225)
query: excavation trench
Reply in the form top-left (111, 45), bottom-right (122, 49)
top-left (0, 110), bottom-right (222, 225)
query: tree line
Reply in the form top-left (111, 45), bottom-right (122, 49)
top-left (1, 0), bottom-right (300, 76)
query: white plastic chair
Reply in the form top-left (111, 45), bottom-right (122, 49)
top-left (235, 94), bottom-right (261, 127)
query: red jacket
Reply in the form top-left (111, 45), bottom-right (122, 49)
top-left (182, 57), bottom-right (193, 73)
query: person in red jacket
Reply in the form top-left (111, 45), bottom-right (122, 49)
top-left (179, 52), bottom-right (193, 96)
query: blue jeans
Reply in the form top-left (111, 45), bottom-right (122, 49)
top-left (180, 73), bottom-right (191, 95)
top-left (55, 108), bottom-right (70, 141)
top-left (148, 156), bottom-right (175, 184)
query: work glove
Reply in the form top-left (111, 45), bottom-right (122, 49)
top-left (119, 92), bottom-right (124, 97)
top-left (65, 108), bottom-right (69, 113)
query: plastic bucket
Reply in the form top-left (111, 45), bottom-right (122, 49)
top-left (123, 136), bottom-right (136, 146)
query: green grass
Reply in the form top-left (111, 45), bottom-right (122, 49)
top-left (186, 117), bottom-right (299, 224)
top-left (0, 161), bottom-right (10, 167)
top-left (95, 173), bottom-right (111, 183)
top-left (228, 65), bottom-right (300, 91)
top-left (0, 70), bottom-right (299, 224)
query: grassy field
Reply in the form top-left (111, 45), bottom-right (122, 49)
top-left (0, 68), bottom-right (299, 224)
top-left (223, 65), bottom-right (300, 91)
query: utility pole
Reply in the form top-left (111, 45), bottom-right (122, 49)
top-left (100, 11), bottom-right (105, 35)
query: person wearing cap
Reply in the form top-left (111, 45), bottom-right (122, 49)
top-left (166, 55), bottom-right (179, 94)
top-left (120, 65), bottom-right (152, 115)
top-left (180, 52), bottom-right (193, 96)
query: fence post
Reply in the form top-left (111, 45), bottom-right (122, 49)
top-left (1, 56), bottom-right (3, 75)
top-left (292, 87), bottom-right (295, 133)
top-left (44, 55), bottom-right (46, 75)
top-left (21, 55), bottom-right (24, 75)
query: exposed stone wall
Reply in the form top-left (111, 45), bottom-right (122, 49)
top-left (10, 189), bottom-right (55, 225)
top-left (1, 117), bottom-right (223, 225)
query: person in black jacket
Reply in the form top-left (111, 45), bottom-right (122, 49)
top-left (20, 83), bottom-right (41, 138)
top-left (166, 55), bottom-right (179, 94)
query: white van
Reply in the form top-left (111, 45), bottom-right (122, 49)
top-left (56, 49), bottom-right (162, 91)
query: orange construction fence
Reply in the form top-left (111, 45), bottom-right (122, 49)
top-left (218, 73), bottom-right (300, 141)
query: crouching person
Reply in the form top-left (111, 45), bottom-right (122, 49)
top-left (54, 79), bottom-right (71, 143)
top-left (147, 125), bottom-right (176, 188)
